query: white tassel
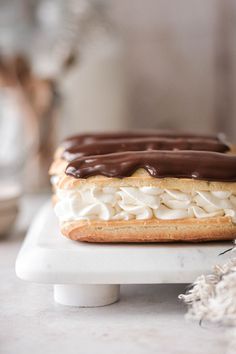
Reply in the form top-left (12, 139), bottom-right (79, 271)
top-left (179, 241), bottom-right (236, 325)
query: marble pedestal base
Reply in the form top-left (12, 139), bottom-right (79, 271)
top-left (16, 202), bottom-right (231, 307)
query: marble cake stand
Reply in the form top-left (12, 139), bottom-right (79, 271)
top-left (15, 202), bottom-right (231, 307)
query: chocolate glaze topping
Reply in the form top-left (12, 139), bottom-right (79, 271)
top-left (62, 130), bottom-right (223, 149)
top-left (66, 150), bottom-right (236, 182)
top-left (62, 137), bottom-right (229, 161)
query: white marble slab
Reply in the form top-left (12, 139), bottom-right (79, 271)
top-left (15, 201), bottom-right (232, 307)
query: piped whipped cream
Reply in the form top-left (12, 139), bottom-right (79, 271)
top-left (54, 186), bottom-right (236, 223)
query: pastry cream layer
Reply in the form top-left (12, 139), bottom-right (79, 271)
top-left (54, 186), bottom-right (236, 223)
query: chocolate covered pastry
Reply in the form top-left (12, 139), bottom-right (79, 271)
top-left (50, 131), bottom-right (236, 242)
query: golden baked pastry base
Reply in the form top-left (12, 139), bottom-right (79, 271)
top-left (61, 216), bottom-right (236, 243)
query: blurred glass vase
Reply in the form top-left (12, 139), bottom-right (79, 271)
top-left (0, 86), bottom-right (26, 236)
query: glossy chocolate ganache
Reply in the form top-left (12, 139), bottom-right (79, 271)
top-left (62, 130), bottom-right (225, 149)
top-left (66, 150), bottom-right (236, 182)
top-left (61, 130), bottom-right (235, 182)
top-left (62, 137), bottom-right (229, 161)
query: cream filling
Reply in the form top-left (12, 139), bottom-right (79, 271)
top-left (54, 186), bottom-right (236, 223)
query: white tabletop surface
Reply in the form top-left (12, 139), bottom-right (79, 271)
top-left (1, 194), bottom-right (235, 354)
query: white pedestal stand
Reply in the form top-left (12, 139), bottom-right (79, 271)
top-left (16, 202), bottom-right (231, 307)
top-left (54, 284), bottom-right (120, 307)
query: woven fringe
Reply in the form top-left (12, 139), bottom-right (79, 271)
top-left (179, 243), bottom-right (236, 326)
